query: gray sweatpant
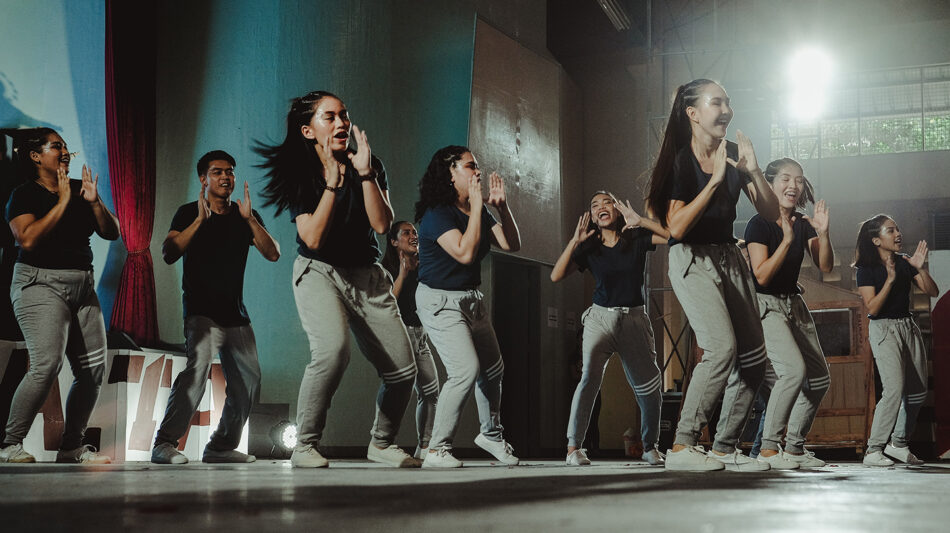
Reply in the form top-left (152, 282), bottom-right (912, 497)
top-left (3, 264), bottom-right (106, 450)
top-left (668, 244), bottom-right (767, 453)
top-left (416, 282), bottom-right (505, 450)
top-left (407, 325), bottom-right (439, 449)
top-left (866, 317), bottom-right (928, 453)
top-left (567, 304), bottom-right (662, 451)
top-left (292, 256), bottom-right (416, 448)
top-left (757, 293), bottom-right (830, 454)
top-left (155, 315), bottom-right (262, 451)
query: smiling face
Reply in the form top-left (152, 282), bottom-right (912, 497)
top-left (450, 152), bottom-right (480, 203)
top-left (589, 193), bottom-right (619, 228)
top-left (770, 162), bottom-right (805, 210)
top-left (872, 218), bottom-right (903, 253)
top-left (300, 96), bottom-right (351, 153)
top-left (200, 160), bottom-right (235, 199)
top-left (391, 222), bottom-right (418, 254)
top-left (30, 132), bottom-right (70, 176)
top-left (686, 83), bottom-right (733, 140)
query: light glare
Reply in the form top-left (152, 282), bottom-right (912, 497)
top-left (786, 48), bottom-right (834, 122)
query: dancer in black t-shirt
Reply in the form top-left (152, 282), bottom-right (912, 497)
top-left (551, 191), bottom-right (668, 466)
top-left (0, 128), bottom-right (119, 464)
top-left (854, 214), bottom-right (938, 466)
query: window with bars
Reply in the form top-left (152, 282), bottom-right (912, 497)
top-left (772, 64), bottom-right (950, 160)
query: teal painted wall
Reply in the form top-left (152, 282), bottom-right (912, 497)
top-left (155, 0), bottom-right (477, 446)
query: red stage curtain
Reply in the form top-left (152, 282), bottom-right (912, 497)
top-left (105, 1), bottom-right (158, 345)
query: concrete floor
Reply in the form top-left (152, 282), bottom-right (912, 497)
top-left (2, 459), bottom-right (949, 532)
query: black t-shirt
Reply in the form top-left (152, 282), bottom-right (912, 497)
top-left (417, 204), bottom-right (498, 290)
top-left (383, 264), bottom-right (421, 327)
top-left (170, 202), bottom-right (264, 327)
top-left (668, 143), bottom-right (749, 246)
top-left (743, 213), bottom-right (817, 295)
top-left (573, 228), bottom-right (656, 308)
top-left (5, 179), bottom-right (96, 270)
top-left (289, 155), bottom-right (388, 267)
top-left (856, 254), bottom-right (919, 319)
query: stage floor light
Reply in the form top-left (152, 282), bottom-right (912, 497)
top-left (269, 420), bottom-right (297, 458)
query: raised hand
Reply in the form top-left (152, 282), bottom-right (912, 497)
top-left (196, 183), bottom-right (210, 223)
top-left (905, 240), bottom-right (929, 269)
top-left (346, 124), bottom-right (373, 176)
top-left (779, 214), bottom-right (796, 244)
top-left (885, 254), bottom-right (897, 281)
top-left (609, 194), bottom-right (642, 230)
top-left (323, 135), bottom-right (342, 188)
top-left (79, 164), bottom-right (99, 203)
top-left (487, 172), bottom-right (506, 207)
top-left (469, 174), bottom-right (483, 211)
top-left (56, 167), bottom-right (72, 206)
top-left (710, 138), bottom-right (728, 186)
top-left (399, 250), bottom-right (419, 277)
top-left (235, 181), bottom-right (253, 220)
top-left (573, 213), bottom-right (596, 244)
top-left (802, 199), bottom-right (829, 235)
top-left (727, 130), bottom-right (760, 175)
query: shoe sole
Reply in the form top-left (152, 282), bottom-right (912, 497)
top-left (202, 457), bottom-right (256, 464)
top-left (665, 463), bottom-right (725, 471)
top-left (367, 455), bottom-right (420, 468)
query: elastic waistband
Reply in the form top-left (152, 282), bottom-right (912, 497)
top-left (418, 282), bottom-right (482, 297)
top-left (592, 303), bottom-right (644, 314)
top-left (870, 316), bottom-right (914, 324)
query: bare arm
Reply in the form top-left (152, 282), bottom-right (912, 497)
top-left (858, 257), bottom-right (896, 317)
top-left (9, 169), bottom-right (73, 251)
top-left (436, 181), bottom-right (484, 265)
top-left (348, 125), bottom-right (393, 234)
top-left (905, 241), bottom-right (939, 297)
top-left (235, 182), bottom-right (279, 262)
top-left (296, 138), bottom-right (342, 250)
top-left (747, 215), bottom-right (794, 287)
top-left (732, 130), bottom-right (781, 222)
top-left (80, 165), bottom-right (120, 240)
top-left (551, 213), bottom-right (594, 282)
top-left (487, 172), bottom-right (520, 252)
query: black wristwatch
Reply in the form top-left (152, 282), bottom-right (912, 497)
top-left (325, 184), bottom-right (344, 193)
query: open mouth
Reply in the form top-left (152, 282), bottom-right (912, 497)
top-left (333, 131), bottom-right (349, 143)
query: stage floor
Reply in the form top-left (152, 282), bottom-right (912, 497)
top-left (2, 459), bottom-right (949, 532)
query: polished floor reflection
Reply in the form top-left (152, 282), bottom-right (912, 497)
top-left (2, 459), bottom-right (949, 532)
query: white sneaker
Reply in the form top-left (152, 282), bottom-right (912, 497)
top-left (664, 446), bottom-right (724, 471)
top-left (566, 449), bottom-right (591, 466)
top-left (784, 449), bottom-right (825, 468)
top-left (708, 449), bottom-right (770, 471)
top-left (291, 444), bottom-right (329, 468)
top-left (203, 448), bottom-right (256, 463)
top-left (758, 451), bottom-right (800, 470)
top-left (474, 433), bottom-right (519, 465)
top-left (422, 448), bottom-right (462, 468)
top-left (367, 444), bottom-right (421, 468)
top-left (414, 446), bottom-right (428, 460)
top-left (884, 443), bottom-right (925, 465)
top-left (0, 443), bottom-right (35, 463)
top-left (56, 445), bottom-right (111, 464)
top-left (151, 442), bottom-right (188, 464)
top-left (863, 451), bottom-right (894, 467)
top-left (642, 448), bottom-right (665, 465)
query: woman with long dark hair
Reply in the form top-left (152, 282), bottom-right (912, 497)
top-left (381, 220), bottom-right (440, 460)
top-left (853, 214), bottom-right (938, 466)
top-left (413, 145), bottom-right (521, 468)
top-left (257, 91), bottom-right (418, 469)
top-left (645, 79), bottom-right (780, 471)
top-left (0, 128), bottom-right (119, 463)
top-left (550, 191), bottom-right (668, 466)
top-left (744, 158), bottom-right (834, 469)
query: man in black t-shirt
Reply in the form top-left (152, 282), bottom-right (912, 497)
top-left (151, 150), bottom-right (280, 464)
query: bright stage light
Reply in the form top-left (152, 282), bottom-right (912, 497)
top-left (269, 420), bottom-right (297, 457)
top-left (786, 48), bottom-right (834, 122)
